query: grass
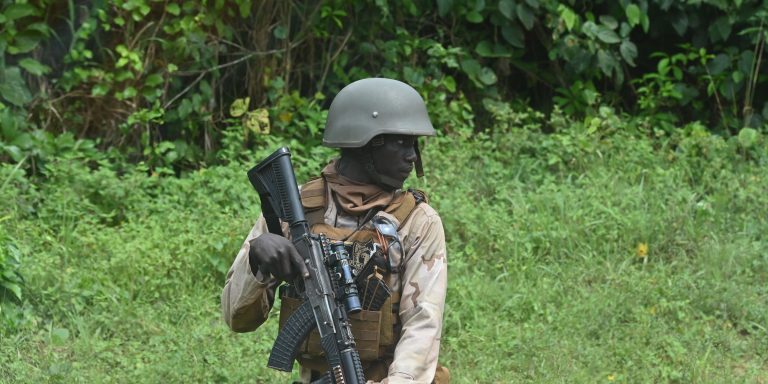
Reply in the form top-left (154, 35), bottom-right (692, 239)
top-left (1, 114), bottom-right (766, 383)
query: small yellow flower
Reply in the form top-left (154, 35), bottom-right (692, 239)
top-left (636, 242), bottom-right (648, 258)
top-left (608, 374), bottom-right (616, 382)
top-left (648, 306), bottom-right (657, 315)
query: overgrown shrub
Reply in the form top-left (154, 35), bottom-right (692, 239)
top-left (2, 0), bottom-right (766, 170)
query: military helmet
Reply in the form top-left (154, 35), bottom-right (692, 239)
top-left (323, 78), bottom-right (436, 148)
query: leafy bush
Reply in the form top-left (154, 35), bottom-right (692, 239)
top-left (2, 0), bottom-right (766, 170)
top-left (0, 221), bottom-right (23, 326)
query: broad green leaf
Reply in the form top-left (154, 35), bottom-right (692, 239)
top-left (640, 12), bottom-right (649, 33)
top-left (517, 4), bottom-right (534, 30)
top-left (596, 27), bottom-right (621, 44)
top-left (25, 22), bottom-right (51, 36)
top-left (473, 0), bottom-right (486, 12)
top-left (3, 145), bottom-right (24, 162)
top-left (587, 118), bottom-right (599, 134)
top-left (244, 109), bottom-right (270, 135)
top-left (460, 59), bottom-right (482, 76)
top-left (581, 21), bottom-right (599, 38)
top-left (145, 73), bottom-right (164, 87)
top-left (0, 67), bottom-right (32, 106)
top-left (10, 132), bottom-right (33, 148)
top-left (403, 66), bottom-right (425, 86)
top-left (502, 24), bottom-right (524, 48)
top-left (525, 0), bottom-right (539, 10)
top-left (443, 76), bottom-right (456, 92)
top-left (437, 0), bottom-right (454, 17)
top-left (19, 58), bottom-right (51, 75)
top-left (120, 86), bottom-right (137, 99)
top-left (671, 12), bottom-right (688, 36)
top-left (166, 3), bottom-right (181, 16)
top-left (732, 70), bottom-right (744, 84)
top-left (625, 4), bottom-right (641, 27)
top-left (620, 22), bottom-right (631, 38)
top-left (499, 0), bottom-right (516, 19)
top-left (707, 54), bottom-right (730, 75)
top-left (474, 41), bottom-right (512, 58)
top-left (599, 15), bottom-right (618, 30)
top-left (657, 58), bottom-right (670, 76)
top-left (466, 11), bottom-right (483, 23)
top-left (238, 1), bottom-right (251, 18)
top-left (738, 50), bottom-right (754, 75)
top-left (583, 89), bottom-right (599, 105)
top-left (1, 281), bottom-right (22, 300)
top-left (708, 17), bottom-right (731, 42)
top-left (493, 43), bottom-right (512, 57)
top-left (619, 40), bottom-right (637, 66)
top-left (738, 127), bottom-right (758, 148)
top-left (558, 5), bottom-right (577, 31)
top-left (4, 4), bottom-right (37, 21)
top-left (115, 70), bottom-right (134, 82)
top-left (91, 83), bottom-right (110, 97)
top-left (475, 41), bottom-right (494, 57)
top-left (673, 67), bottom-right (683, 81)
top-left (478, 67), bottom-right (498, 85)
top-left (8, 32), bottom-right (42, 54)
top-left (116, 57), bottom-right (130, 68)
top-left (597, 49), bottom-right (617, 76)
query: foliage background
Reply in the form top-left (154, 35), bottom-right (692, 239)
top-left (1, 0), bottom-right (767, 383)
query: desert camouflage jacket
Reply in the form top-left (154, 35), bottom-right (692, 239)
top-left (221, 186), bottom-right (447, 384)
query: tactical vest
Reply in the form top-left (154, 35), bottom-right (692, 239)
top-left (277, 177), bottom-right (426, 378)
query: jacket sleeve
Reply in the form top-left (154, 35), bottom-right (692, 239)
top-left (221, 216), bottom-right (279, 332)
top-left (386, 205), bottom-right (448, 383)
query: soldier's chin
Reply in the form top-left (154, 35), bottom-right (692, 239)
top-left (377, 175), bottom-right (405, 190)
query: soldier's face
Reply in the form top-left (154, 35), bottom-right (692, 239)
top-left (370, 135), bottom-right (418, 189)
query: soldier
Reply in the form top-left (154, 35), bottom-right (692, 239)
top-left (221, 78), bottom-right (449, 384)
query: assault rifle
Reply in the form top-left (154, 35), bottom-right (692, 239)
top-left (248, 147), bottom-right (366, 384)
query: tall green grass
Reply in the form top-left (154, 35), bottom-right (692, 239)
top-left (1, 110), bottom-right (766, 383)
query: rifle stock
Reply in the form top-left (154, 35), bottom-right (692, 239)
top-left (248, 147), bottom-right (366, 384)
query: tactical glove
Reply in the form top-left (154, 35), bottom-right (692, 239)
top-left (248, 233), bottom-right (309, 282)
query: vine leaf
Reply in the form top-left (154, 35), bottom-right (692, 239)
top-left (517, 4), bottom-right (535, 30)
top-left (502, 24), bottom-right (525, 48)
top-left (625, 4), bottom-right (641, 27)
top-left (499, 0), bottom-right (516, 20)
top-left (0, 67), bottom-right (32, 106)
top-left (620, 40), bottom-right (638, 66)
top-left (597, 27), bottom-right (621, 44)
top-left (230, 97), bottom-right (250, 118)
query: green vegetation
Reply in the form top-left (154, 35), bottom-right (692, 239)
top-left (1, 107), bottom-right (766, 382)
top-left (2, 0), bottom-right (768, 383)
top-left (1, 0), bottom-right (767, 170)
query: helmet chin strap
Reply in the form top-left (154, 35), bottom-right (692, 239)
top-left (414, 140), bottom-right (424, 178)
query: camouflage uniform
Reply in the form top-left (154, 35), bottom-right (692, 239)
top-left (221, 170), bottom-right (448, 383)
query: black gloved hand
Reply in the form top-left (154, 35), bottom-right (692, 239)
top-left (248, 233), bottom-right (309, 282)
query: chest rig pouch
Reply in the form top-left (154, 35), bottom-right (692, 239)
top-left (277, 177), bottom-right (427, 372)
